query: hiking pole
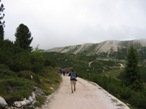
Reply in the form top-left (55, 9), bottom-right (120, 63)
top-left (76, 79), bottom-right (86, 87)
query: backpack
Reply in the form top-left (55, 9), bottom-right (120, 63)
top-left (70, 71), bottom-right (76, 80)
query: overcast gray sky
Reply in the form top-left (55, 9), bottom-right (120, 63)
top-left (3, 0), bottom-right (146, 49)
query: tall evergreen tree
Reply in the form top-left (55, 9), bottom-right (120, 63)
top-left (123, 46), bottom-right (143, 91)
top-left (0, 1), bottom-right (5, 40)
top-left (15, 24), bottom-right (33, 51)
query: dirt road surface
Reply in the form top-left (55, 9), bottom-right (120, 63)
top-left (43, 76), bottom-right (130, 109)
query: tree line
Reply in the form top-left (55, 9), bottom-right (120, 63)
top-left (0, 1), bottom-right (51, 73)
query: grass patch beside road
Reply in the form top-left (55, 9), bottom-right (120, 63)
top-left (0, 66), bottom-right (61, 106)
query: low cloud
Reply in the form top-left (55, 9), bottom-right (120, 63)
top-left (3, 0), bottom-right (146, 49)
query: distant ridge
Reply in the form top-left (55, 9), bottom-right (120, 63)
top-left (46, 39), bottom-right (146, 55)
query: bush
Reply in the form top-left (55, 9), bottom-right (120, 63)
top-left (0, 78), bottom-right (34, 105)
top-left (29, 52), bottom-right (45, 73)
top-left (34, 96), bottom-right (46, 107)
top-left (17, 70), bottom-right (34, 79)
top-left (0, 64), bottom-right (9, 69)
top-left (8, 51), bottom-right (47, 72)
top-left (0, 68), bottom-right (16, 78)
top-left (129, 91), bottom-right (146, 108)
top-left (9, 52), bottom-right (32, 71)
top-left (17, 70), bottom-right (41, 84)
top-left (44, 59), bottom-right (56, 67)
top-left (120, 87), bottom-right (133, 100)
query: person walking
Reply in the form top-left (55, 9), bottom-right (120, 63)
top-left (62, 68), bottom-right (66, 76)
top-left (69, 69), bottom-right (78, 93)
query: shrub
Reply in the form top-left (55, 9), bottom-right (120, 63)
top-left (29, 52), bottom-right (45, 73)
top-left (0, 68), bottom-right (16, 78)
top-left (0, 78), bottom-right (34, 105)
top-left (129, 91), bottom-right (146, 108)
top-left (9, 52), bottom-right (32, 71)
top-left (17, 70), bottom-right (41, 84)
top-left (34, 96), bottom-right (46, 107)
top-left (0, 64), bottom-right (9, 69)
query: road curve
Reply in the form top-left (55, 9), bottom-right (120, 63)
top-left (43, 76), bottom-right (130, 109)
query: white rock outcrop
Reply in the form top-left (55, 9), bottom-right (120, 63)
top-left (1, 87), bottom-right (45, 108)
top-left (0, 96), bottom-right (8, 108)
top-left (13, 92), bottom-right (36, 108)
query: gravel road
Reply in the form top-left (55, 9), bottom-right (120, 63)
top-left (43, 76), bottom-right (130, 109)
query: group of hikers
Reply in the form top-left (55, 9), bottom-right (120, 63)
top-left (59, 68), bottom-right (70, 76)
top-left (59, 67), bottom-right (78, 93)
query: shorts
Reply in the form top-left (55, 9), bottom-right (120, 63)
top-left (70, 80), bottom-right (76, 85)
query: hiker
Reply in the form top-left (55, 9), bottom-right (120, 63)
top-left (66, 68), bottom-right (70, 76)
top-left (62, 68), bottom-right (66, 76)
top-left (69, 69), bottom-right (78, 93)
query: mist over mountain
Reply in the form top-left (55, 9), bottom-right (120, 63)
top-left (46, 39), bottom-right (146, 56)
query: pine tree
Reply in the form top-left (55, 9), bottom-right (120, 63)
top-left (0, 1), bottom-right (5, 40)
top-left (123, 46), bottom-right (143, 91)
top-left (15, 24), bottom-right (33, 51)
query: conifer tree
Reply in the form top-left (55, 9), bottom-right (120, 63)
top-left (123, 46), bottom-right (143, 91)
top-left (0, 0), bottom-right (5, 40)
top-left (15, 24), bottom-right (33, 51)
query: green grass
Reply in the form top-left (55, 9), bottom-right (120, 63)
top-left (0, 77), bottom-right (34, 105)
top-left (34, 96), bottom-right (46, 107)
top-left (0, 66), bottom-right (61, 106)
top-left (100, 69), bottom-right (123, 79)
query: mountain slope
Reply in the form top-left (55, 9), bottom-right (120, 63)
top-left (46, 39), bottom-right (146, 56)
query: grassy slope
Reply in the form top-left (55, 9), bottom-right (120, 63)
top-left (45, 52), bottom-right (146, 109)
top-left (0, 66), bottom-right (61, 106)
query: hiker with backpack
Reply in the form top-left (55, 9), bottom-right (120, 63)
top-left (69, 69), bottom-right (78, 93)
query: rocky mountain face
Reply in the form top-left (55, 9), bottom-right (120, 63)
top-left (46, 39), bottom-right (146, 56)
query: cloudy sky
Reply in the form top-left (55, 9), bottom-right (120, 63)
top-left (2, 0), bottom-right (146, 49)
